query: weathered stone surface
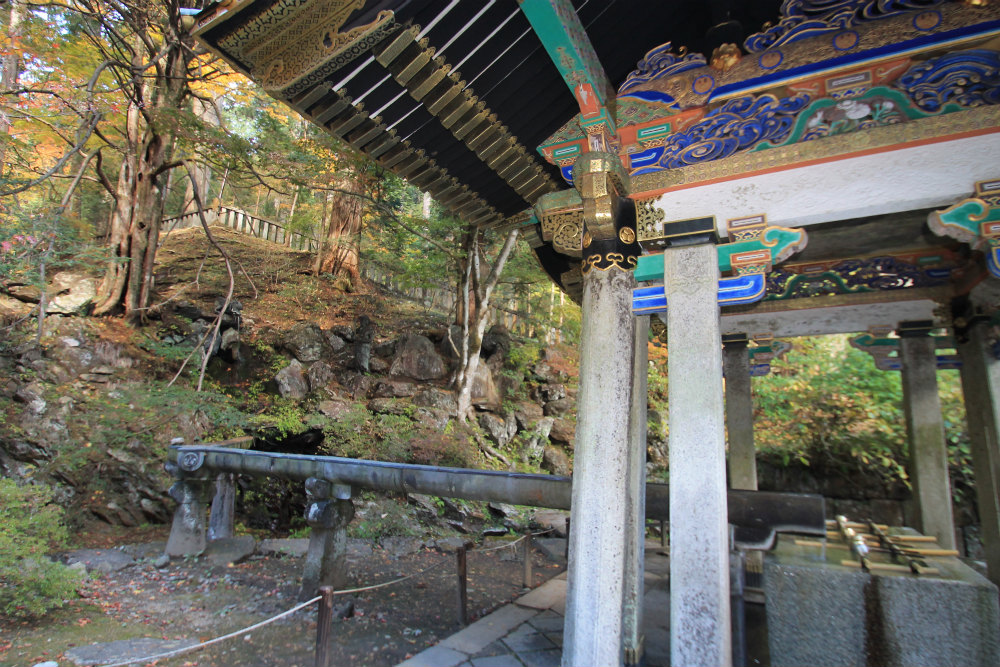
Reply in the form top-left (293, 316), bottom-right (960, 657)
top-left (470, 361), bottom-right (500, 409)
top-left (533, 509), bottom-right (570, 537)
top-left (374, 339), bottom-right (396, 357)
top-left (341, 371), bottom-right (374, 399)
top-left (65, 639), bottom-right (198, 666)
top-left (15, 382), bottom-right (47, 415)
top-left (326, 332), bottom-right (347, 352)
top-left (548, 419), bottom-right (575, 447)
top-left (380, 536), bottom-right (424, 558)
top-left (514, 402), bottom-right (545, 430)
top-left (414, 407), bottom-right (451, 431)
top-left (204, 536), bottom-right (256, 566)
top-left (318, 399), bottom-right (354, 420)
top-left (367, 397), bottom-right (411, 416)
top-left (283, 323), bottom-right (330, 362)
top-left (259, 537), bottom-right (310, 557)
top-left (389, 334), bottom-right (447, 380)
top-left (413, 388), bottom-right (457, 413)
top-left (370, 357), bottom-right (389, 372)
top-left (482, 324), bottom-right (511, 369)
top-left (438, 325), bottom-right (462, 359)
top-left (539, 384), bottom-right (566, 402)
top-left (543, 398), bottom-right (573, 417)
top-left (542, 445), bottom-right (571, 476)
top-left (219, 327), bottom-right (240, 356)
top-left (275, 360), bottom-right (308, 399)
top-left (307, 360), bottom-right (336, 392)
top-left (46, 272), bottom-right (97, 315)
top-left (479, 413), bottom-right (510, 447)
top-left (0, 294), bottom-right (33, 320)
top-left (374, 379), bottom-right (417, 398)
top-left (331, 324), bottom-right (354, 342)
top-left (63, 548), bottom-right (135, 574)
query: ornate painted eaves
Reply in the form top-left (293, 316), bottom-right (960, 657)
top-left (929, 178), bottom-right (1000, 277)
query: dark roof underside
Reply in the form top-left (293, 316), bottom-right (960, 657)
top-left (200, 0), bottom-right (783, 220)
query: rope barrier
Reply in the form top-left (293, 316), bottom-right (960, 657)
top-left (91, 528), bottom-right (560, 666)
top-left (99, 595), bottom-right (322, 667)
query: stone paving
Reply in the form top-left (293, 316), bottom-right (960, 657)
top-left (398, 542), bottom-right (673, 667)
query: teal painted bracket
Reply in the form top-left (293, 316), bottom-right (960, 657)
top-left (850, 333), bottom-right (960, 371)
top-left (929, 198), bottom-right (1000, 278)
top-left (634, 226), bottom-right (808, 282)
top-left (518, 0), bottom-right (616, 134)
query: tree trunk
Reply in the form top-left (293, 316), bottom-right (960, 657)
top-left (453, 227), bottom-right (519, 420)
top-left (0, 0), bottom-right (25, 175)
top-left (317, 175), bottom-right (366, 285)
top-left (93, 25), bottom-right (191, 319)
top-left (181, 99), bottom-right (218, 213)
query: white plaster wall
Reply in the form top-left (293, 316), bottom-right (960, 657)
top-left (651, 133), bottom-right (1000, 236)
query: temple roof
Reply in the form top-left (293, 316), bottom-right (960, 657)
top-left (192, 0), bottom-right (784, 226)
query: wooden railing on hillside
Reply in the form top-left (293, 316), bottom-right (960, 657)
top-left (161, 206), bottom-right (319, 252)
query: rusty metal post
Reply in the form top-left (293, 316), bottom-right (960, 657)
top-left (456, 543), bottom-right (469, 626)
top-left (523, 531), bottom-right (533, 588)
top-left (315, 586), bottom-right (334, 667)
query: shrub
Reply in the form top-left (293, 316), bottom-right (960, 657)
top-left (0, 479), bottom-right (81, 619)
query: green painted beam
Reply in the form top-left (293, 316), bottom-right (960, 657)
top-left (634, 226), bottom-right (807, 281)
top-left (518, 0), bottom-right (615, 134)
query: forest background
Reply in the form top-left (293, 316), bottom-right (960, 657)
top-left (0, 0), bottom-right (977, 620)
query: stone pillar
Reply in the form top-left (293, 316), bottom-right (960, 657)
top-left (723, 335), bottom-right (757, 490)
top-left (623, 315), bottom-right (649, 667)
top-left (563, 266), bottom-right (637, 666)
top-left (300, 477), bottom-right (355, 600)
top-left (666, 242), bottom-right (731, 667)
top-left (958, 321), bottom-right (1000, 587)
top-left (899, 329), bottom-right (955, 549)
top-left (165, 466), bottom-right (214, 557)
top-left (563, 152), bottom-right (640, 667)
top-left (208, 473), bottom-right (236, 541)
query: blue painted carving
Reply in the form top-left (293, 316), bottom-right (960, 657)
top-left (631, 93), bottom-right (811, 174)
top-left (894, 49), bottom-right (1000, 112)
top-left (632, 274), bottom-right (766, 315)
top-left (765, 255), bottom-right (950, 300)
top-left (618, 42), bottom-right (707, 97)
top-left (744, 0), bottom-right (948, 54)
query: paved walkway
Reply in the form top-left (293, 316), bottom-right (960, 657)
top-left (397, 542), bottom-right (673, 667)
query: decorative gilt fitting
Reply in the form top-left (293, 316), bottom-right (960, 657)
top-left (572, 152), bottom-right (630, 242)
top-left (710, 44), bottom-right (742, 72)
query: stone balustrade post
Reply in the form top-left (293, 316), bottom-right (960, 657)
top-left (300, 477), bottom-right (355, 601)
top-left (165, 456), bottom-right (215, 557)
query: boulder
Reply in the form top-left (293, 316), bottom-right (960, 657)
top-left (478, 412), bottom-right (510, 447)
top-left (326, 332), bottom-right (347, 352)
top-left (63, 548), bottom-right (135, 574)
top-left (549, 418), bottom-right (575, 447)
top-left (220, 327), bottom-right (240, 358)
top-left (438, 325), bottom-right (463, 359)
top-left (373, 379), bottom-right (417, 398)
top-left (275, 360), bottom-right (308, 399)
top-left (307, 360), bottom-right (336, 392)
top-left (0, 294), bottom-right (32, 321)
top-left (370, 357), bottom-right (389, 372)
top-left (413, 388), bottom-right (458, 413)
top-left (513, 402), bottom-right (545, 430)
top-left (318, 399), bottom-right (354, 420)
top-left (470, 361), bottom-right (500, 409)
top-left (539, 383), bottom-right (567, 402)
top-left (543, 397), bottom-right (574, 417)
top-left (47, 272), bottom-right (98, 315)
top-left (481, 324), bottom-right (511, 369)
top-left (414, 407), bottom-right (451, 431)
top-left (204, 536), bottom-right (256, 566)
top-left (331, 324), bottom-right (354, 342)
top-left (341, 371), bottom-right (374, 399)
top-left (367, 397), bottom-right (411, 416)
top-left (282, 323), bottom-right (330, 363)
top-left (389, 334), bottom-right (447, 380)
top-left (373, 339), bottom-right (397, 357)
top-left (542, 445), bottom-right (572, 476)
